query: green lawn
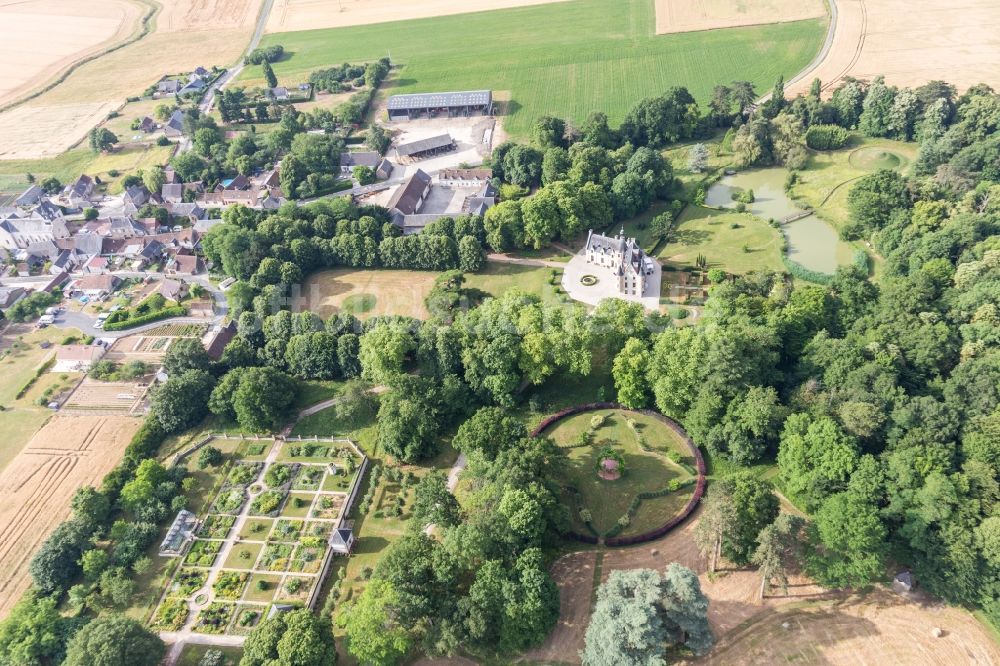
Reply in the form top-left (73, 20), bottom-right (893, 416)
top-left (294, 380), bottom-right (343, 410)
top-left (788, 136), bottom-right (917, 230)
top-left (177, 645), bottom-right (242, 666)
top-left (223, 542), bottom-right (263, 570)
top-left (0, 144), bottom-right (175, 197)
top-left (243, 574), bottom-right (281, 603)
top-left (658, 206), bottom-right (786, 274)
top-left (464, 262), bottom-right (559, 302)
top-left (544, 409), bottom-right (695, 537)
top-left (249, 0), bottom-right (826, 137)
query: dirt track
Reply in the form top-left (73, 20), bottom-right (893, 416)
top-left (787, 0), bottom-right (1000, 96)
top-left (0, 415), bottom-right (140, 619)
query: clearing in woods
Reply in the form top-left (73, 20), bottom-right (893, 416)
top-left (0, 415), bottom-right (141, 620)
top-left (266, 0), bottom-right (572, 32)
top-left (249, 0), bottom-right (826, 138)
top-left (787, 0), bottom-right (1000, 96)
top-left (527, 510), bottom-right (1000, 664)
top-left (0, 0), bottom-right (259, 160)
top-left (297, 268), bottom-right (438, 320)
top-left (0, 0), bottom-right (146, 107)
top-left (654, 0), bottom-right (827, 35)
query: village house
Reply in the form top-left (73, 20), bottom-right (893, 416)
top-left (158, 278), bottom-right (188, 302)
top-left (165, 253), bottom-right (203, 276)
top-left (72, 273), bottom-right (121, 298)
top-left (201, 321), bottom-right (236, 359)
top-left (339, 152), bottom-right (392, 177)
top-left (0, 286), bottom-right (25, 310)
top-left (14, 185), bottom-right (42, 207)
top-left (437, 168), bottom-right (493, 186)
top-left (0, 213), bottom-right (71, 250)
top-left (53, 345), bottom-right (106, 373)
top-left (164, 110), bottom-right (185, 138)
top-left (62, 175), bottom-right (95, 208)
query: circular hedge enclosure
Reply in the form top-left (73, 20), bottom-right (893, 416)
top-left (533, 403), bottom-right (706, 546)
top-left (580, 274), bottom-right (599, 286)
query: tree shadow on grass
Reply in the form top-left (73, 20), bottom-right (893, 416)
top-left (672, 229), bottom-right (713, 246)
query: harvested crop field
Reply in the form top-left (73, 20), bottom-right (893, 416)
top-left (0, 415), bottom-right (140, 619)
top-left (267, 0), bottom-right (570, 32)
top-left (0, 0), bottom-right (258, 159)
top-left (0, 0), bottom-right (145, 107)
top-left (655, 0), bottom-right (827, 35)
top-left (297, 268), bottom-right (438, 320)
top-left (788, 0), bottom-right (1000, 96)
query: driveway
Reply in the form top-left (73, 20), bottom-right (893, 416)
top-left (560, 250), bottom-right (661, 312)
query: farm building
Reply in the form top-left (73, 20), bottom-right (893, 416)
top-left (386, 90), bottom-right (493, 120)
top-left (387, 169), bottom-right (432, 216)
top-left (394, 134), bottom-right (455, 164)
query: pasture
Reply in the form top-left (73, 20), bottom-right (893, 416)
top-left (0, 143), bottom-right (175, 197)
top-left (0, 414), bottom-right (141, 619)
top-left (0, 324), bottom-right (85, 473)
top-left (250, 0), bottom-right (826, 137)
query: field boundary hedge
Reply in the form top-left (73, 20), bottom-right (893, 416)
top-left (531, 402), bottom-right (706, 547)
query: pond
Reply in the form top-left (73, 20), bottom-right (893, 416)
top-left (705, 168), bottom-right (854, 275)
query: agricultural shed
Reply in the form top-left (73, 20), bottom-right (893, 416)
top-left (394, 134), bottom-right (455, 163)
top-left (386, 90), bottom-right (493, 120)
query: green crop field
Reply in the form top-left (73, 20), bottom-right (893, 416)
top-left (249, 0), bottom-right (826, 137)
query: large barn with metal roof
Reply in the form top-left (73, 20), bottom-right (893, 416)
top-left (386, 90), bottom-right (493, 120)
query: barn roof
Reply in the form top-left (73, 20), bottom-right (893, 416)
top-left (395, 134), bottom-right (453, 157)
top-left (386, 90), bottom-right (491, 111)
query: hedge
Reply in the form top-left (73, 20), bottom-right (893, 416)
top-left (102, 306), bottom-right (187, 331)
top-left (15, 358), bottom-right (55, 399)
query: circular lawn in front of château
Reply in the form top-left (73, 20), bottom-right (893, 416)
top-left (540, 408), bottom-right (697, 540)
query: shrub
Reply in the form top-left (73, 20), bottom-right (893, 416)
top-left (589, 414), bottom-right (606, 431)
top-left (805, 124), bottom-right (850, 151)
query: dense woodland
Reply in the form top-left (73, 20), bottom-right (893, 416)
top-left (2, 72), bottom-right (1000, 665)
